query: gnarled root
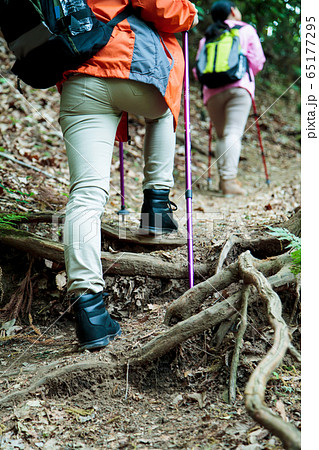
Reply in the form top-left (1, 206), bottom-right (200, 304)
top-left (164, 252), bottom-right (292, 325)
top-left (228, 284), bottom-right (249, 404)
top-left (130, 261), bottom-right (296, 368)
top-left (239, 251), bottom-right (301, 450)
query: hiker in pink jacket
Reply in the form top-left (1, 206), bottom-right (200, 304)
top-left (194, 0), bottom-right (265, 196)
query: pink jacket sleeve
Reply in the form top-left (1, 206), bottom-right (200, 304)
top-left (243, 24), bottom-right (266, 75)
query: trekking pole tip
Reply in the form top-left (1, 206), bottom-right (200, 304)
top-left (117, 207), bottom-right (130, 220)
top-left (117, 208), bottom-right (130, 214)
top-left (266, 179), bottom-right (270, 186)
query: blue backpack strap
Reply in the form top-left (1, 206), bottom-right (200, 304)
top-left (54, 5), bottom-right (61, 19)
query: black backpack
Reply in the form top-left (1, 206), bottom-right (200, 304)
top-left (0, 0), bottom-right (132, 89)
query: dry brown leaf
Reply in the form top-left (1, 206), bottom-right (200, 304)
top-left (275, 399), bottom-right (288, 422)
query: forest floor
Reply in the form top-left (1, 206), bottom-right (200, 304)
top-left (0, 38), bottom-right (301, 450)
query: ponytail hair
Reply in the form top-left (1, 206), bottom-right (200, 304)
top-left (205, 0), bottom-right (235, 40)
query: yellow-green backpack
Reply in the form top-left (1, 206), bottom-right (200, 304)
top-left (196, 25), bottom-right (250, 88)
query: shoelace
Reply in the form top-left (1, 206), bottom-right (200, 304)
top-left (167, 200), bottom-right (178, 212)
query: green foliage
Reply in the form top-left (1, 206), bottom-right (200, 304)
top-left (191, 0), bottom-right (301, 81)
top-left (272, 371), bottom-right (280, 380)
top-left (0, 213), bottom-right (25, 229)
top-left (267, 226), bottom-right (301, 275)
top-left (0, 182), bottom-right (33, 204)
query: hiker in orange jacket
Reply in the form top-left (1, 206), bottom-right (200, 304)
top-left (59, 0), bottom-right (198, 350)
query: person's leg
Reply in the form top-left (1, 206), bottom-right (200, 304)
top-left (106, 79), bottom-right (178, 234)
top-left (141, 109), bottom-right (177, 234)
top-left (59, 75), bottom-right (122, 295)
top-left (142, 109), bottom-right (175, 190)
top-left (207, 88), bottom-right (251, 195)
top-left (206, 91), bottom-right (227, 181)
top-left (220, 88), bottom-right (251, 181)
top-left (59, 75), bottom-right (123, 349)
top-left (105, 79), bottom-right (175, 190)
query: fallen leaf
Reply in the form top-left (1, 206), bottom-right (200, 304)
top-left (236, 444), bottom-right (262, 450)
top-left (55, 271), bottom-right (67, 290)
top-left (186, 392), bottom-right (206, 409)
top-left (248, 428), bottom-right (269, 444)
top-left (0, 319), bottom-right (22, 337)
top-left (171, 394), bottom-right (183, 406)
top-left (275, 399), bottom-right (288, 422)
top-left (44, 259), bottom-right (53, 268)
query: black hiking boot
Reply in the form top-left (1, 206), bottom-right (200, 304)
top-left (73, 292), bottom-right (121, 350)
top-left (139, 189), bottom-right (178, 235)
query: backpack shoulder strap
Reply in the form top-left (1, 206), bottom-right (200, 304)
top-left (107, 1), bottom-right (133, 28)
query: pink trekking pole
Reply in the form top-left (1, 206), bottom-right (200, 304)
top-left (183, 31), bottom-right (194, 289)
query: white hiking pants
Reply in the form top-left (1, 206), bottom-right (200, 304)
top-left (59, 75), bottom-right (176, 294)
top-left (206, 87), bottom-right (252, 180)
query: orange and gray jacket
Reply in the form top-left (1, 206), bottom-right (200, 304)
top-left (61, 0), bottom-right (197, 128)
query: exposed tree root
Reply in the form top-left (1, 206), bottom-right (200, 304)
top-left (0, 212), bottom-right (186, 248)
top-left (164, 252), bottom-right (292, 325)
top-left (128, 252), bottom-right (300, 448)
top-left (129, 264), bottom-right (295, 367)
top-left (101, 222), bottom-right (187, 248)
top-left (0, 228), bottom-right (209, 279)
top-left (129, 292), bottom-right (243, 367)
top-left (239, 251), bottom-right (301, 450)
top-left (0, 226), bottom-right (300, 448)
top-left (164, 261), bottom-right (239, 325)
top-left (0, 361), bottom-right (113, 407)
top-left (229, 284), bottom-right (249, 404)
top-left (0, 260), bottom-right (298, 411)
top-left (289, 276), bottom-right (301, 325)
top-left (281, 208), bottom-right (301, 237)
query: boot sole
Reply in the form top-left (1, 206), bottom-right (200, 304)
top-left (80, 328), bottom-right (122, 350)
top-left (223, 192), bottom-right (246, 197)
top-left (138, 226), bottom-right (178, 236)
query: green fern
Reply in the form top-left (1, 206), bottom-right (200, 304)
top-left (0, 182), bottom-right (33, 204)
top-left (267, 226), bottom-right (301, 275)
top-left (0, 213), bottom-right (25, 230)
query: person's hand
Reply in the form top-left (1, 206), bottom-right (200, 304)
top-left (191, 3), bottom-right (199, 29)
